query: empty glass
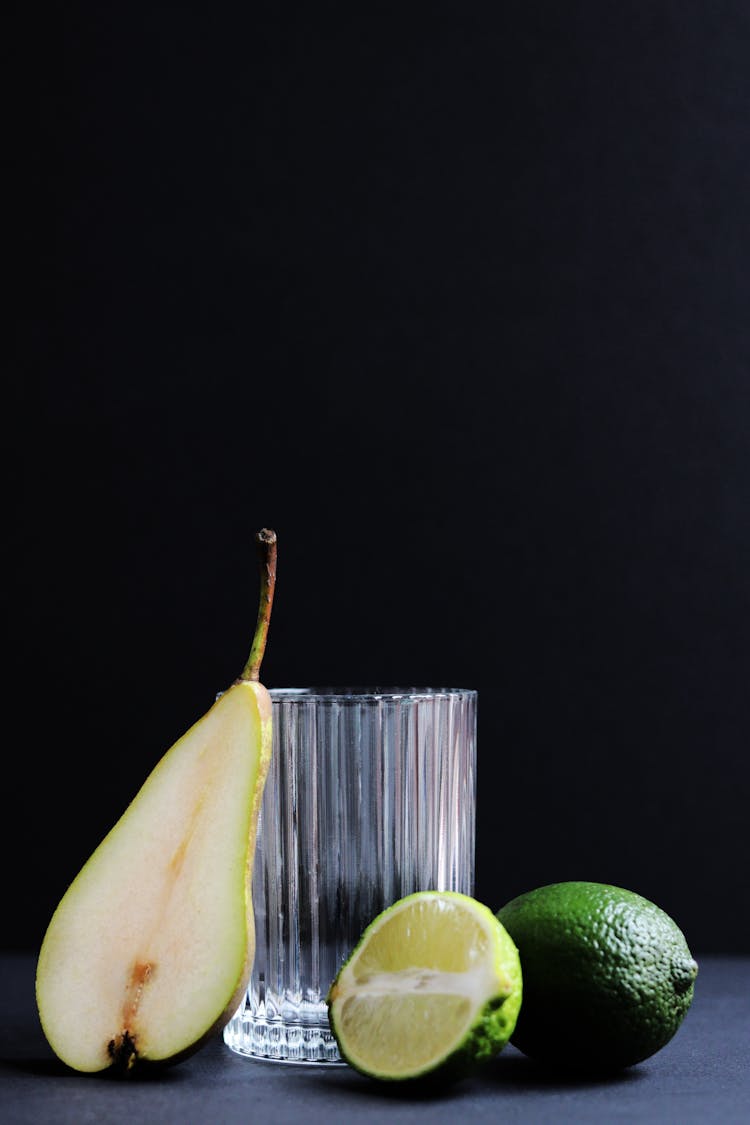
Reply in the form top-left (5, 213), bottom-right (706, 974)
top-left (223, 687), bottom-right (477, 1063)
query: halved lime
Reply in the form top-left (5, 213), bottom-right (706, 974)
top-left (326, 891), bottom-right (522, 1083)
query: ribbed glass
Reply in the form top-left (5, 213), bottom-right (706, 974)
top-left (223, 687), bottom-right (477, 1064)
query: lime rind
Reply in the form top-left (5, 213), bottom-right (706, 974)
top-left (496, 881), bottom-right (697, 1071)
top-left (326, 891), bottom-right (522, 1083)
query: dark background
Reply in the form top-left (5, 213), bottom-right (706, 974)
top-left (9, 3), bottom-right (750, 954)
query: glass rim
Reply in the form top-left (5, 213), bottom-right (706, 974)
top-left (268, 686), bottom-right (477, 703)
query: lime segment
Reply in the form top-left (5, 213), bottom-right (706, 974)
top-left (327, 891), bottom-right (522, 1082)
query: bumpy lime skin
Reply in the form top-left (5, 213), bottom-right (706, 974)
top-left (496, 881), bottom-right (698, 1072)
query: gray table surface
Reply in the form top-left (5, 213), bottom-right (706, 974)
top-left (1, 953), bottom-right (747, 1124)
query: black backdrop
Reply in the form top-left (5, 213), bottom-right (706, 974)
top-left (9, 3), bottom-right (750, 953)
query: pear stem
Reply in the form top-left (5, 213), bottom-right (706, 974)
top-left (241, 528), bottom-right (277, 682)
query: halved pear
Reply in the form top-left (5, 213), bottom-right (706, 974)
top-left (36, 529), bottom-right (278, 1073)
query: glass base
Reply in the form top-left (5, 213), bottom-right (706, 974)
top-left (223, 1005), bottom-right (343, 1064)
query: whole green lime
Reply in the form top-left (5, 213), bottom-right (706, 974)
top-left (496, 881), bottom-right (697, 1071)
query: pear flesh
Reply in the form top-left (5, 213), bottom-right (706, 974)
top-left (36, 680), bottom-right (272, 1073)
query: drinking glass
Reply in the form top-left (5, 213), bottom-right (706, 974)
top-left (223, 687), bottom-right (477, 1063)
